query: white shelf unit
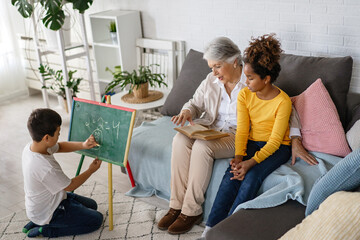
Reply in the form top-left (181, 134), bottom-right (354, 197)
top-left (89, 10), bottom-right (142, 95)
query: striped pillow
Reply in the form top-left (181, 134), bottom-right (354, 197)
top-left (291, 79), bottom-right (351, 157)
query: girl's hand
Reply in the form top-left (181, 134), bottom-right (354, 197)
top-left (171, 109), bottom-right (193, 126)
top-left (83, 135), bottom-right (99, 149)
top-left (230, 158), bottom-right (257, 181)
top-left (230, 155), bottom-right (243, 170)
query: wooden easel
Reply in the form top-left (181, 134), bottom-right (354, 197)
top-left (73, 95), bottom-right (136, 231)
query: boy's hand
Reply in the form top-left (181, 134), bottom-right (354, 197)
top-left (88, 158), bottom-right (102, 173)
top-left (83, 135), bottom-right (99, 149)
top-left (65, 158), bottom-right (102, 192)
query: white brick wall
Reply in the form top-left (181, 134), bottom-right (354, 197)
top-left (81, 0), bottom-right (360, 94)
top-left (14, 0), bottom-right (360, 94)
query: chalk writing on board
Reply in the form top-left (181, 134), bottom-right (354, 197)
top-left (84, 117), bottom-right (122, 151)
top-left (69, 98), bottom-right (136, 167)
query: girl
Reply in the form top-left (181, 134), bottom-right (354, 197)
top-left (203, 34), bottom-right (292, 235)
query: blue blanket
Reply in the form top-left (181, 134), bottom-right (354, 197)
top-left (125, 117), bottom-right (343, 221)
top-left (234, 151), bottom-right (342, 213)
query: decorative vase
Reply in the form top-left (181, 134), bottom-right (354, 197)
top-left (133, 82), bottom-right (149, 99)
top-left (110, 32), bottom-right (118, 44)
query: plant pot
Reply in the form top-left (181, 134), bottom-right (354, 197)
top-left (58, 96), bottom-right (69, 113)
top-left (64, 98), bottom-right (69, 113)
top-left (110, 32), bottom-right (118, 44)
top-left (133, 82), bottom-right (149, 99)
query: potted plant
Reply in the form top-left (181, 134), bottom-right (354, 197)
top-left (11, 0), bottom-right (93, 30)
top-left (104, 64), bottom-right (167, 99)
top-left (39, 64), bottom-right (83, 112)
top-left (109, 21), bottom-right (117, 44)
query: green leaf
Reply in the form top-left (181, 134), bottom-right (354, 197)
top-left (12, 0), bottom-right (93, 31)
top-left (70, 0), bottom-right (93, 13)
top-left (38, 64), bottom-right (82, 99)
top-left (42, 8), bottom-right (65, 30)
top-left (11, 0), bottom-right (33, 18)
top-left (109, 21), bottom-right (116, 32)
top-left (41, 0), bottom-right (62, 14)
top-left (104, 64), bottom-right (167, 94)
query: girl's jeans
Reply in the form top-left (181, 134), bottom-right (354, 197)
top-left (206, 140), bottom-right (291, 227)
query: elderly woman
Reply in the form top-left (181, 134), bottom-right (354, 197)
top-left (158, 37), bottom-right (316, 235)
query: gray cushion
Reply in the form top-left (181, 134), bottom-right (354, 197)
top-left (160, 49), bottom-right (211, 116)
top-left (354, 185), bottom-right (360, 192)
top-left (207, 200), bottom-right (305, 240)
top-left (275, 54), bottom-right (353, 128)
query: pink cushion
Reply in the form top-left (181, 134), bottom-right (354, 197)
top-left (291, 79), bottom-right (351, 157)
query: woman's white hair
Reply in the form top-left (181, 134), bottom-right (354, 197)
top-left (203, 37), bottom-right (242, 64)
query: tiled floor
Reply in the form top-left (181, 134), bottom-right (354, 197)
top-left (0, 93), bottom-right (168, 219)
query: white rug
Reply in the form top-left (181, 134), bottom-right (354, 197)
top-left (0, 182), bottom-right (204, 240)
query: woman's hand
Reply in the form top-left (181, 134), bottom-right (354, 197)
top-left (230, 158), bottom-right (257, 181)
top-left (83, 134), bottom-right (99, 149)
top-left (171, 109), bottom-right (193, 126)
top-left (291, 137), bottom-right (318, 165)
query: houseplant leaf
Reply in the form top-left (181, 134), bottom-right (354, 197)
top-left (67, 0), bottom-right (93, 13)
top-left (40, 0), bottom-right (62, 14)
top-left (104, 64), bottom-right (166, 97)
top-left (12, 0), bottom-right (93, 30)
top-left (39, 64), bottom-right (82, 99)
top-left (11, 0), bottom-right (33, 18)
top-left (42, 8), bottom-right (65, 30)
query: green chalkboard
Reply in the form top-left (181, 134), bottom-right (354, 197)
top-left (68, 98), bottom-right (136, 167)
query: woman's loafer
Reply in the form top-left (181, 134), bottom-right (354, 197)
top-left (168, 213), bottom-right (203, 234)
top-left (157, 208), bottom-right (181, 230)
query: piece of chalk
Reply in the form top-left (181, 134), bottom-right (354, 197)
top-left (96, 144), bottom-right (100, 147)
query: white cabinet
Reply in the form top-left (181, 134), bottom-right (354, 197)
top-left (89, 10), bottom-right (142, 95)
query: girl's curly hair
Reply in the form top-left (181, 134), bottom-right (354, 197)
top-left (244, 33), bottom-right (283, 83)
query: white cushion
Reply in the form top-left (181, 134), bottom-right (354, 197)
top-left (280, 191), bottom-right (360, 240)
top-left (346, 120), bottom-right (360, 151)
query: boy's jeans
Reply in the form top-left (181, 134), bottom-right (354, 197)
top-left (41, 192), bottom-right (103, 237)
top-left (206, 140), bottom-right (291, 227)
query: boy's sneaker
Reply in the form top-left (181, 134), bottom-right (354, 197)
top-left (27, 227), bottom-right (43, 238)
top-left (22, 221), bottom-right (38, 233)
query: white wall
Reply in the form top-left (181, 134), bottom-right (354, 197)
top-left (83, 0), bottom-right (360, 94)
top-left (9, 0), bottom-right (360, 94)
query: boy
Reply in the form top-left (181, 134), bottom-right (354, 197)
top-left (22, 108), bottom-right (103, 238)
